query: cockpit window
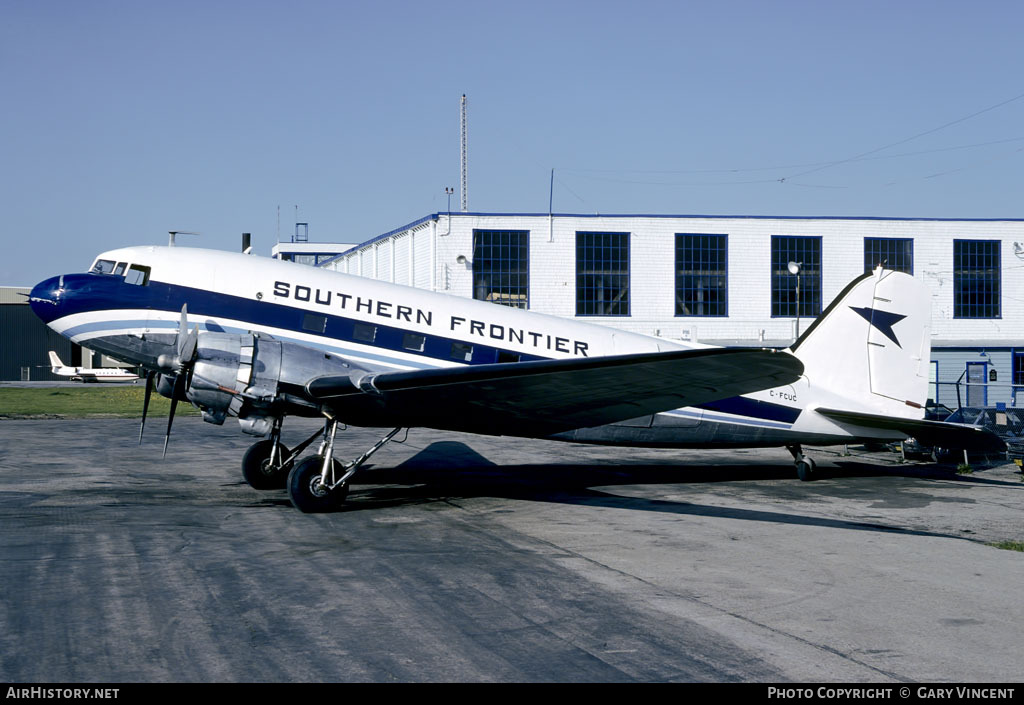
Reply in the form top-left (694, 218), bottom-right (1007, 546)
top-left (91, 259), bottom-right (116, 274)
top-left (125, 265), bottom-right (150, 286)
top-left (113, 262), bottom-right (127, 276)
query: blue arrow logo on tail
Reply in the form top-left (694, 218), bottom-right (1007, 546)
top-left (849, 306), bottom-right (907, 348)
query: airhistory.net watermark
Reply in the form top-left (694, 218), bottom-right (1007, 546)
top-left (6, 688), bottom-right (118, 700)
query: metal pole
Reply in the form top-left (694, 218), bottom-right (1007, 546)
top-left (795, 272), bottom-right (801, 338)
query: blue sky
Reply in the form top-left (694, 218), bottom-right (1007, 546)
top-left (3, 0), bottom-right (1023, 286)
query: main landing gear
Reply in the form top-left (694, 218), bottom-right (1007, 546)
top-left (241, 416), bottom-right (403, 512)
top-left (241, 417), bottom-right (319, 490)
top-left (242, 416), bottom-right (403, 512)
top-left (787, 444), bottom-right (816, 481)
top-left (282, 416), bottom-right (404, 513)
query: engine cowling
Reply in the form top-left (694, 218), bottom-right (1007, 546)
top-left (166, 332), bottom-right (361, 436)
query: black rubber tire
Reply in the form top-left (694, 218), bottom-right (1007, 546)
top-left (242, 440), bottom-right (291, 490)
top-left (796, 457), bottom-right (816, 481)
top-left (287, 456), bottom-right (348, 513)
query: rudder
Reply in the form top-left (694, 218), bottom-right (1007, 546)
top-left (790, 268), bottom-right (931, 418)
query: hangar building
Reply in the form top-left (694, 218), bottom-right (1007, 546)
top-left (0, 287), bottom-right (80, 381)
top-left (317, 212), bottom-right (1024, 411)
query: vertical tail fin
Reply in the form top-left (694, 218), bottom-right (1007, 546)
top-left (48, 351), bottom-right (65, 372)
top-left (790, 268), bottom-right (931, 419)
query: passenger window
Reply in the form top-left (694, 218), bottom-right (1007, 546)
top-left (302, 313), bottom-right (327, 333)
top-left (91, 259), bottom-right (116, 274)
top-left (497, 351), bottom-right (521, 363)
top-left (450, 342), bottom-right (473, 362)
top-left (125, 265), bottom-right (150, 286)
top-left (402, 332), bottom-right (425, 352)
top-left (353, 323), bottom-right (377, 343)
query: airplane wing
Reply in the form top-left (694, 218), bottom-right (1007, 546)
top-left (306, 347), bottom-right (803, 437)
top-left (815, 407), bottom-right (1006, 452)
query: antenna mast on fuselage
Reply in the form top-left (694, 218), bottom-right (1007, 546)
top-left (168, 231), bottom-right (200, 247)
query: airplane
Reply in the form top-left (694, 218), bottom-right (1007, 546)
top-left (28, 243), bottom-right (1003, 512)
top-left (46, 350), bottom-right (140, 383)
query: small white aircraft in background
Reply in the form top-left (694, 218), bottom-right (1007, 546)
top-left (47, 351), bottom-right (139, 383)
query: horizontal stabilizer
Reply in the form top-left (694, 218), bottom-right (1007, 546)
top-left (308, 347), bottom-right (803, 437)
top-left (816, 407), bottom-right (1006, 452)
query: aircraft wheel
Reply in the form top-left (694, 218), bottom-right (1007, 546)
top-left (242, 440), bottom-right (292, 490)
top-left (796, 457), bottom-right (816, 481)
top-left (287, 456), bottom-right (348, 513)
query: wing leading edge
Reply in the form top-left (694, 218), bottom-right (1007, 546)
top-left (306, 347), bottom-right (803, 437)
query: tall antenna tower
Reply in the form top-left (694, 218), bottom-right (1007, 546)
top-left (460, 94), bottom-right (468, 212)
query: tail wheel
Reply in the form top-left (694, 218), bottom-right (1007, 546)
top-left (796, 457), bottom-right (816, 481)
top-left (287, 456), bottom-right (349, 513)
top-left (242, 440), bottom-right (292, 490)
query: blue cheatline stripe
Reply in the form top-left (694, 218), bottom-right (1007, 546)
top-left (50, 273), bottom-right (548, 368)
top-left (58, 315), bottom-right (439, 371)
top-left (696, 396), bottom-right (801, 424)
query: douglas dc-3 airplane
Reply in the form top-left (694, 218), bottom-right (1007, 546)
top-left (47, 351), bottom-right (139, 383)
top-left (29, 243), bottom-right (1002, 512)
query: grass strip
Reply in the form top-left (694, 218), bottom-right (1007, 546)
top-left (0, 387), bottom-right (199, 418)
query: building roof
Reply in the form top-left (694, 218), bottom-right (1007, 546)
top-left (0, 287), bottom-right (30, 305)
top-left (319, 210), bottom-right (1024, 268)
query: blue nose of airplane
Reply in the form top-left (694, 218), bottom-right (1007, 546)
top-left (29, 275), bottom-right (65, 325)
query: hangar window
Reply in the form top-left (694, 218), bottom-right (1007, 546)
top-left (472, 230), bottom-right (529, 309)
top-left (675, 234), bottom-right (727, 317)
top-left (576, 231), bottom-right (630, 316)
top-left (864, 238), bottom-right (913, 274)
top-left (771, 236), bottom-right (821, 317)
top-left (286, 253), bottom-right (337, 267)
top-left (954, 240), bottom-right (1000, 319)
top-left (124, 265), bottom-right (150, 286)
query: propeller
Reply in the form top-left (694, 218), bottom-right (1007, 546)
top-left (138, 369), bottom-right (156, 444)
top-left (160, 304), bottom-right (199, 458)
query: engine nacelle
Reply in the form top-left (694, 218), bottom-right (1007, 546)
top-left (182, 332), bottom-right (360, 435)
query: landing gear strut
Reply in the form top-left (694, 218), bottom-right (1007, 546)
top-left (787, 444), bottom-right (816, 481)
top-left (286, 417), bottom-right (403, 513)
top-left (242, 439), bottom-right (292, 489)
top-left (241, 417), bottom-right (321, 490)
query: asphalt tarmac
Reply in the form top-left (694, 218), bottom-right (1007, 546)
top-left (1, 417), bottom-right (1022, 683)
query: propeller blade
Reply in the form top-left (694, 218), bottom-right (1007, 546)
top-left (162, 373), bottom-right (186, 459)
top-left (180, 328), bottom-right (197, 365)
top-left (177, 304), bottom-right (188, 341)
top-left (139, 370), bottom-right (155, 444)
top-left (163, 304), bottom-right (200, 458)
top-left (176, 304), bottom-right (198, 365)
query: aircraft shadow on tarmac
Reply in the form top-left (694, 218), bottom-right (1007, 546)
top-left (261, 441), bottom-right (1021, 540)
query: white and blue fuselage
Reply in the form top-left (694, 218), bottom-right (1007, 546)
top-left (30, 245), bottom-right (929, 449)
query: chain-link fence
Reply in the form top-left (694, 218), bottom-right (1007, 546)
top-left (930, 382), bottom-right (1024, 461)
